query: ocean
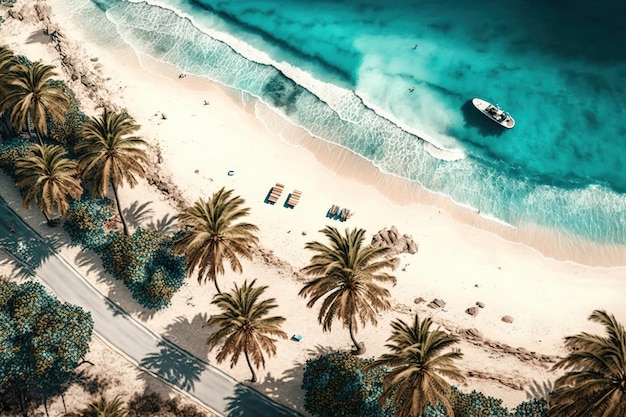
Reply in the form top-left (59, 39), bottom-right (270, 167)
top-left (63, 0), bottom-right (626, 246)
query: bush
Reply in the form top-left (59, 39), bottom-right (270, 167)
top-left (0, 280), bottom-right (93, 401)
top-left (302, 351), bottom-right (394, 417)
top-left (63, 194), bottom-right (114, 252)
top-left (0, 136), bottom-right (32, 176)
top-left (127, 391), bottom-right (207, 417)
top-left (511, 398), bottom-right (548, 417)
top-left (101, 228), bottom-right (186, 309)
top-left (48, 80), bottom-right (89, 148)
top-left (450, 387), bottom-right (509, 417)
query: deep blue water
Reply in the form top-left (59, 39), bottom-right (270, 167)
top-left (67, 0), bottom-right (626, 245)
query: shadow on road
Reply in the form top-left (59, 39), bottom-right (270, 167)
top-left (0, 221), bottom-right (61, 277)
top-left (225, 384), bottom-right (302, 417)
top-left (139, 340), bottom-right (204, 392)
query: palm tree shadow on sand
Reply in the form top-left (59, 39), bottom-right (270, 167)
top-left (163, 313), bottom-right (211, 360)
top-left (139, 339), bottom-right (204, 392)
top-left (525, 378), bottom-right (554, 400)
top-left (123, 200), bottom-right (180, 234)
top-left (123, 200), bottom-right (155, 229)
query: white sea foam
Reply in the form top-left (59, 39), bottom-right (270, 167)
top-left (103, 0), bottom-right (626, 245)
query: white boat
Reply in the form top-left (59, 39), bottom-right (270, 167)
top-left (472, 98), bottom-right (515, 129)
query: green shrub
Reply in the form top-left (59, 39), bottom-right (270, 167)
top-left (450, 387), bottom-right (510, 417)
top-left (63, 195), bottom-right (114, 252)
top-left (101, 228), bottom-right (185, 309)
top-left (302, 351), bottom-right (394, 417)
top-left (128, 391), bottom-right (207, 417)
top-left (511, 398), bottom-right (548, 417)
top-left (48, 80), bottom-right (88, 148)
top-left (0, 136), bottom-right (31, 176)
top-left (0, 280), bottom-right (93, 400)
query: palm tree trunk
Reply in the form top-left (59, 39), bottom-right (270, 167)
top-left (18, 389), bottom-right (27, 417)
top-left (211, 263), bottom-right (221, 294)
top-left (43, 394), bottom-right (49, 417)
top-left (27, 110), bottom-right (43, 146)
top-left (34, 129), bottom-right (43, 146)
top-left (111, 185), bottom-right (129, 236)
top-left (244, 347), bottom-right (257, 383)
top-left (349, 321), bottom-right (364, 355)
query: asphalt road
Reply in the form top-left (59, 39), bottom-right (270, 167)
top-left (0, 196), bottom-right (301, 417)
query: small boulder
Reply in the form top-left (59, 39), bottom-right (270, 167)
top-left (466, 306), bottom-right (480, 316)
top-left (414, 297), bottom-right (426, 304)
top-left (502, 315), bottom-right (514, 323)
top-left (430, 298), bottom-right (446, 308)
top-left (476, 301), bottom-right (485, 308)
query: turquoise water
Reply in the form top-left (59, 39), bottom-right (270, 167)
top-left (72, 0), bottom-right (626, 245)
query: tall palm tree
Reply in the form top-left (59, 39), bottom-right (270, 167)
top-left (549, 309), bottom-right (626, 417)
top-left (75, 109), bottom-right (149, 236)
top-left (0, 46), bottom-right (16, 92)
top-left (368, 314), bottom-right (465, 417)
top-left (15, 144), bottom-right (82, 224)
top-left (298, 226), bottom-right (398, 354)
top-left (205, 279), bottom-right (287, 382)
top-left (64, 395), bottom-right (128, 417)
top-left (173, 187), bottom-right (259, 294)
top-left (0, 61), bottom-right (69, 144)
top-left (0, 46), bottom-right (17, 133)
top-left (0, 46), bottom-right (15, 74)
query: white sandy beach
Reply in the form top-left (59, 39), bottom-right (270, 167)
top-left (2, 0), bottom-right (626, 413)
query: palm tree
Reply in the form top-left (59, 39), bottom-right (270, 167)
top-left (205, 279), bottom-right (287, 382)
top-left (0, 46), bottom-right (16, 92)
top-left (15, 144), bottom-right (82, 224)
top-left (0, 61), bottom-right (69, 144)
top-left (75, 109), bottom-right (149, 236)
top-left (0, 46), bottom-right (17, 133)
top-left (549, 309), bottom-right (626, 417)
top-left (368, 314), bottom-right (465, 417)
top-left (64, 395), bottom-right (128, 417)
top-left (298, 226), bottom-right (398, 354)
top-left (173, 187), bottom-right (259, 294)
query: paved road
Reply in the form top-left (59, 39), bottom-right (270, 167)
top-left (0, 196), bottom-right (302, 417)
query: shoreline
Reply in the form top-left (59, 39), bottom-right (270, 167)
top-left (24, 0), bottom-right (626, 268)
top-left (2, 0), bottom-right (626, 412)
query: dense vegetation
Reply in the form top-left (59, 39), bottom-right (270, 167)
top-left (0, 280), bottom-right (94, 416)
top-left (62, 391), bottom-right (209, 417)
top-left (303, 352), bottom-right (548, 417)
top-left (302, 351), bottom-right (394, 417)
top-left (0, 47), bottom-right (185, 310)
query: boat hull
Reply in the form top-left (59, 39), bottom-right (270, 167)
top-left (472, 98), bottom-right (515, 129)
